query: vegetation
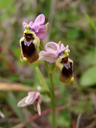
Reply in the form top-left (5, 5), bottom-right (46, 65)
top-left (0, 0), bottom-right (96, 128)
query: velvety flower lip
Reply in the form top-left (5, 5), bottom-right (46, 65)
top-left (23, 14), bottom-right (47, 40)
top-left (39, 42), bottom-right (69, 63)
top-left (18, 91), bottom-right (42, 115)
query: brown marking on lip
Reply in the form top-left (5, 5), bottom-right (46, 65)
top-left (59, 57), bottom-right (73, 85)
top-left (61, 57), bottom-right (72, 78)
top-left (22, 40), bottom-right (35, 57)
top-left (25, 33), bottom-right (33, 42)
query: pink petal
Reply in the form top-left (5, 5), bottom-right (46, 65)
top-left (22, 22), bottom-right (27, 27)
top-left (32, 24), bottom-right (41, 33)
top-left (0, 111), bottom-right (5, 118)
top-left (25, 92), bottom-right (36, 104)
top-left (35, 25), bottom-right (47, 40)
top-left (39, 51), bottom-right (58, 63)
top-left (28, 92), bottom-right (33, 95)
top-left (66, 45), bottom-right (69, 49)
top-left (60, 43), bottom-right (65, 50)
top-left (29, 21), bottom-right (33, 27)
top-left (28, 92), bottom-right (40, 98)
top-left (25, 92), bottom-right (41, 105)
top-left (45, 42), bottom-right (60, 52)
top-left (33, 14), bottom-right (45, 26)
top-left (60, 44), bottom-right (69, 51)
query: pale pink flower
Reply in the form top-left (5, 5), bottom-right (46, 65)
top-left (39, 42), bottom-right (69, 63)
top-left (23, 14), bottom-right (47, 40)
top-left (18, 92), bottom-right (41, 115)
top-left (0, 111), bottom-right (5, 118)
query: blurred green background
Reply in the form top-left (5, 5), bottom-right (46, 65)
top-left (0, 0), bottom-right (96, 128)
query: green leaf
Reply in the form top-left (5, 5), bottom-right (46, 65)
top-left (84, 12), bottom-right (96, 31)
top-left (70, 100), bottom-right (93, 114)
top-left (80, 66), bottom-right (96, 87)
top-left (6, 92), bottom-right (24, 121)
top-left (81, 48), bottom-right (95, 66)
top-left (36, 67), bottom-right (49, 91)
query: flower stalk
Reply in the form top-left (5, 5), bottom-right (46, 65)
top-left (49, 71), bottom-right (56, 128)
top-left (44, 61), bottom-right (56, 127)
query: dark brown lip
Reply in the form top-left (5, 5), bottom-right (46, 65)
top-left (21, 40), bottom-right (35, 58)
top-left (61, 57), bottom-right (73, 78)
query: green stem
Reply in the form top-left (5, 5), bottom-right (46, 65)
top-left (45, 61), bottom-right (49, 72)
top-left (44, 61), bottom-right (56, 127)
top-left (49, 71), bottom-right (56, 128)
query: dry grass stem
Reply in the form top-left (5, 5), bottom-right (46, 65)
top-left (0, 82), bottom-right (33, 92)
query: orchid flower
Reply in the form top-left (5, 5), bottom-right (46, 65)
top-left (39, 42), bottom-right (74, 85)
top-left (20, 29), bottom-right (40, 63)
top-left (23, 14), bottom-right (47, 40)
top-left (18, 91), bottom-right (42, 115)
top-left (39, 42), bottom-right (69, 63)
top-left (20, 14), bottom-right (48, 63)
